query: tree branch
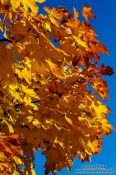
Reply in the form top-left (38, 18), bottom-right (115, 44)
top-left (0, 38), bottom-right (12, 43)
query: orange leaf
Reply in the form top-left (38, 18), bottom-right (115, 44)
top-left (82, 5), bottom-right (96, 22)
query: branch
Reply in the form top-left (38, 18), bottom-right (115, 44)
top-left (0, 38), bottom-right (12, 43)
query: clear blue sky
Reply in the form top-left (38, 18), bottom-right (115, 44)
top-left (34, 0), bottom-right (116, 175)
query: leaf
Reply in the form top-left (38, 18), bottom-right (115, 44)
top-left (82, 5), bottom-right (96, 22)
top-left (87, 139), bottom-right (101, 154)
top-left (11, 0), bottom-right (20, 9)
top-left (36, 0), bottom-right (45, 3)
top-left (0, 152), bottom-right (5, 160)
top-left (73, 36), bottom-right (88, 49)
top-left (73, 7), bottom-right (79, 20)
top-left (32, 119), bottom-right (41, 127)
top-left (46, 59), bottom-right (60, 76)
top-left (13, 156), bottom-right (23, 165)
top-left (31, 169), bottom-right (36, 175)
top-left (15, 67), bottom-right (32, 84)
top-left (44, 21), bottom-right (51, 32)
top-left (21, 85), bottom-right (38, 99)
top-left (9, 84), bottom-right (21, 101)
top-left (99, 64), bottom-right (114, 75)
top-left (1, 0), bottom-right (45, 14)
top-left (65, 114), bottom-right (73, 126)
top-left (4, 120), bottom-right (14, 133)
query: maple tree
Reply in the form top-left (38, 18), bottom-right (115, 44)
top-left (0, 0), bottom-right (114, 174)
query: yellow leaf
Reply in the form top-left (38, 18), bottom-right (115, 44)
top-left (73, 36), bottom-right (88, 49)
top-left (13, 170), bottom-right (20, 175)
top-left (13, 156), bottom-right (23, 165)
top-left (31, 169), bottom-right (36, 175)
top-left (87, 140), bottom-right (100, 154)
top-left (65, 114), bottom-right (73, 126)
top-left (73, 7), bottom-right (79, 20)
top-left (11, 0), bottom-right (20, 9)
top-left (36, 0), bottom-right (45, 3)
top-left (0, 152), bottom-right (5, 160)
top-left (21, 85), bottom-right (38, 99)
top-left (45, 22), bottom-right (51, 31)
top-left (46, 59), bottom-right (59, 76)
top-left (91, 101), bottom-right (110, 115)
top-left (32, 119), bottom-right (41, 127)
top-left (23, 96), bottom-right (32, 105)
top-left (4, 120), bottom-right (14, 133)
top-left (10, 0), bottom-right (45, 14)
top-left (27, 116), bottom-right (33, 122)
top-left (9, 84), bottom-right (21, 101)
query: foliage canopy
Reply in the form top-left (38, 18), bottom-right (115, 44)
top-left (0, 0), bottom-right (114, 174)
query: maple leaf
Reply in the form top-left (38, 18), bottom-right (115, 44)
top-left (0, 133), bottom-right (23, 174)
top-left (99, 64), bottom-right (114, 75)
top-left (73, 7), bottom-right (79, 20)
top-left (82, 5), bottom-right (96, 22)
top-left (0, 0), bottom-right (45, 14)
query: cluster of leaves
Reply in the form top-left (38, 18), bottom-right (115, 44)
top-left (0, 0), bottom-right (114, 174)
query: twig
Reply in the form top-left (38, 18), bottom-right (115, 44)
top-left (0, 38), bottom-right (12, 43)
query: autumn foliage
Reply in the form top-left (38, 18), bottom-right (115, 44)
top-left (0, 0), bottom-right (114, 174)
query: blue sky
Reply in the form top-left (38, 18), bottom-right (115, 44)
top-left (34, 0), bottom-right (116, 175)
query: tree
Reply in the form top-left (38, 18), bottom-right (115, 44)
top-left (0, 0), bottom-right (114, 174)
